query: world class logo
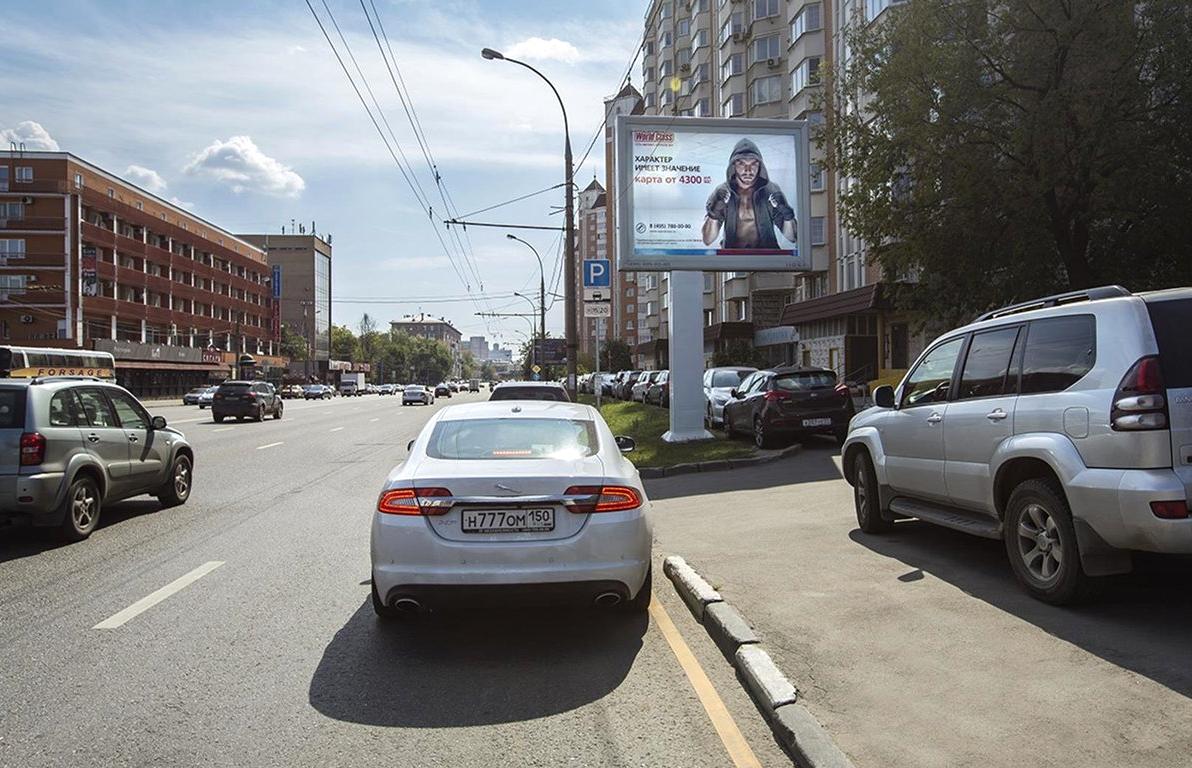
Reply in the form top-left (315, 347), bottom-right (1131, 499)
top-left (633, 130), bottom-right (674, 145)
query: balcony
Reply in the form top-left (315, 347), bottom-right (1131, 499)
top-left (723, 274), bottom-right (750, 301)
top-left (81, 221), bottom-right (116, 247)
top-left (115, 232), bottom-right (146, 256)
top-left (0, 216), bottom-right (65, 232)
top-left (3, 179), bottom-right (68, 193)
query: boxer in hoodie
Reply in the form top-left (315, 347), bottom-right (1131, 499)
top-left (701, 138), bottom-right (797, 249)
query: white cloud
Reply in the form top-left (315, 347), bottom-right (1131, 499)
top-left (124, 164), bottom-right (169, 194)
top-left (504, 37), bottom-right (581, 64)
top-left (0, 120), bottom-right (59, 150)
top-left (169, 196), bottom-right (195, 209)
top-left (183, 136), bottom-right (305, 197)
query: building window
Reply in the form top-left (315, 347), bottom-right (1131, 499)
top-left (720, 12), bottom-right (744, 44)
top-left (73, 173), bottom-right (84, 189)
top-left (645, 92), bottom-right (656, 108)
top-left (751, 75), bottom-right (782, 106)
top-left (661, 60), bottom-right (673, 77)
top-left (662, 89), bottom-right (675, 106)
top-left (693, 62), bottom-right (710, 84)
top-left (811, 216), bottom-right (827, 245)
top-left (626, 320), bottom-right (635, 330)
top-left (723, 92), bottom-right (745, 116)
top-left (696, 0), bottom-right (709, 10)
top-left (792, 3), bottom-right (822, 39)
top-left (753, 35), bottom-right (780, 64)
top-left (0, 239), bottom-right (26, 261)
top-left (792, 56), bottom-right (822, 95)
top-left (677, 18), bottom-right (690, 36)
top-left (660, 31), bottom-right (673, 49)
top-left (703, 273), bottom-right (714, 292)
top-left (660, 2), bottom-right (672, 18)
top-left (645, 65), bottom-right (656, 83)
top-left (810, 162), bottom-right (826, 191)
top-left (704, 309), bottom-right (714, 326)
top-left (721, 53), bottom-right (744, 81)
top-left (644, 40), bottom-right (654, 56)
top-left (678, 48), bottom-right (692, 68)
top-left (0, 202), bottom-right (25, 218)
top-left (691, 29), bottom-right (709, 49)
top-left (16, 166), bottom-right (33, 183)
top-left (866, 0), bottom-right (906, 22)
top-left (0, 166), bottom-right (7, 191)
top-left (754, 0), bottom-right (779, 20)
top-left (107, 187), bottom-right (115, 198)
top-left (0, 274), bottom-right (29, 292)
top-left (695, 97), bottom-right (711, 116)
top-left (135, 201), bottom-right (144, 211)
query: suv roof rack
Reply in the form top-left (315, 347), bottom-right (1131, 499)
top-left (29, 375), bottom-right (105, 385)
top-left (974, 285), bottom-right (1131, 323)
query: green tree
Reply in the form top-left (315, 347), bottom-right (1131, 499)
top-left (597, 339), bottom-right (634, 373)
top-left (479, 360), bottom-right (496, 381)
top-left (460, 350), bottom-right (477, 379)
top-left (330, 325), bottom-right (358, 361)
top-left (824, 0), bottom-right (1192, 323)
top-left (713, 339), bottom-right (768, 368)
top-left (280, 324), bottom-right (308, 361)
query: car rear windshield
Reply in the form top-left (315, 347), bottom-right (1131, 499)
top-left (774, 371), bottom-right (837, 391)
top-left (426, 418), bottom-right (598, 460)
top-left (490, 387), bottom-right (570, 402)
top-left (0, 388), bottom-right (25, 429)
top-left (1147, 298), bottom-right (1192, 388)
top-left (218, 383), bottom-right (251, 394)
top-left (712, 370), bottom-right (751, 388)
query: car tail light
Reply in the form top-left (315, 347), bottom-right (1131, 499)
top-left (763, 390), bottom-right (790, 403)
top-left (1150, 500), bottom-right (1189, 520)
top-left (19, 432), bottom-right (46, 466)
top-left (377, 486), bottom-right (452, 516)
top-left (564, 485), bottom-right (643, 514)
top-left (1111, 356), bottom-right (1168, 431)
top-left (834, 383), bottom-right (850, 397)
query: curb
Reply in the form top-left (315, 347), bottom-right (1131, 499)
top-left (662, 555), bottom-right (856, 768)
top-left (638, 443), bottom-right (801, 479)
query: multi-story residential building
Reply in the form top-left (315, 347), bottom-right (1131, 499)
top-left (466, 335), bottom-right (489, 362)
top-left (390, 313), bottom-right (463, 377)
top-left (0, 151), bottom-right (283, 397)
top-left (487, 342), bottom-right (513, 364)
top-left (629, 0), bottom-right (920, 383)
top-left (575, 179), bottom-right (609, 362)
top-left (240, 233), bottom-right (332, 382)
top-left (602, 84), bottom-right (647, 366)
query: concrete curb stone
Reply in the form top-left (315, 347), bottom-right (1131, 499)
top-left (662, 555), bottom-right (722, 622)
top-left (703, 601), bottom-right (759, 660)
top-left (772, 704), bottom-right (857, 768)
top-left (735, 645), bottom-right (799, 712)
top-left (638, 442), bottom-right (802, 479)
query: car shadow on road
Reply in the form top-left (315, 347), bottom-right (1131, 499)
top-left (0, 499), bottom-right (165, 564)
top-left (308, 600), bottom-right (648, 727)
top-left (850, 524), bottom-right (1192, 698)
top-left (646, 439), bottom-right (843, 501)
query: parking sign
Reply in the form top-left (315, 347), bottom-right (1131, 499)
top-left (583, 260), bottom-right (611, 289)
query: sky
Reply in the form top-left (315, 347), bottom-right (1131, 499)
top-left (0, 0), bottom-right (645, 351)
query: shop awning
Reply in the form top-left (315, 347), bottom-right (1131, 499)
top-left (779, 284), bottom-right (886, 326)
top-left (703, 322), bottom-right (754, 342)
top-left (114, 360), bottom-right (228, 371)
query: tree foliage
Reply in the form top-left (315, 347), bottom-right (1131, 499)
top-left (330, 325), bottom-right (358, 361)
top-left (280, 324), bottom-right (308, 361)
top-left (713, 339), bottom-right (770, 369)
top-left (824, 0), bottom-right (1192, 323)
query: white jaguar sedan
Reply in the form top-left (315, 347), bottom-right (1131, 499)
top-left (370, 400), bottom-right (652, 617)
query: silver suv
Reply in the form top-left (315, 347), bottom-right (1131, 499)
top-left (0, 377), bottom-right (194, 541)
top-left (843, 286), bottom-right (1191, 604)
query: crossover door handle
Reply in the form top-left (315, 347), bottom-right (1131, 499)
top-left (128, 435), bottom-right (139, 443)
top-left (86, 433), bottom-right (101, 443)
top-left (926, 412), bottom-right (943, 424)
top-left (986, 409), bottom-right (1008, 421)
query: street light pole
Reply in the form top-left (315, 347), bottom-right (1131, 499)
top-left (506, 234), bottom-right (547, 375)
top-left (484, 48), bottom-right (576, 399)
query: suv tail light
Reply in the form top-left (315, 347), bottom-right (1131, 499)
top-left (564, 485), bottom-right (643, 514)
top-left (19, 432), bottom-right (46, 466)
top-left (377, 486), bottom-right (452, 515)
top-left (763, 390), bottom-right (790, 403)
top-left (1111, 356), bottom-right (1169, 431)
top-left (835, 383), bottom-right (850, 397)
top-left (1150, 500), bottom-right (1189, 520)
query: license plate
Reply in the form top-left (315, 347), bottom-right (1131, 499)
top-left (462, 508), bottom-right (555, 534)
top-left (802, 417), bottom-right (832, 428)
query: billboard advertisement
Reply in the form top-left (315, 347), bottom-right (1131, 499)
top-left (616, 116), bottom-right (811, 272)
top-left (81, 245), bottom-right (98, 297)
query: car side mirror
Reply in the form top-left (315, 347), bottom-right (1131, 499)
top-left (873, 385), bottom-right (895, 409)
top-left (615, 435), bottom-right (636, 453)
top-left (730, 389), bottom-right (740, 398)
top-left (407, 439), bottom-right (416, 451)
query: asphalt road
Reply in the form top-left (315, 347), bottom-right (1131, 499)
top-left (0, 391), bottom-right (790, 768)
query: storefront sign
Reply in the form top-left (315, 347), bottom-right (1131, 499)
top-left (95, 339), bottom-right (203, 364)
top-left (81, 245), bottom-right (98, 297)
top-left (754, 326), bottom-right (798, 348)
top-left (201, 348), bottom-right (225, 365)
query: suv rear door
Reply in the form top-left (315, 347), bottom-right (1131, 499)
top-left (0, 387), bottom-right (28, 500)
top-left (1146, 297), bottom-right (1192, 501)
top-left (943, 325), bottom-right (1023, 513)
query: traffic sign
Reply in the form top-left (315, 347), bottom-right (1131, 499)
top-left (583, 288), bottom-right (608, 302)
top-left (584, 302), bottom-right (611, 318)
top-left (582, 259), bottom-right (611, 289)
top-left (531, 364), bottom-right (541, 374)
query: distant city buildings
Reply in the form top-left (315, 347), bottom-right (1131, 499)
top-left (391, 313), bottom-right (463, 376)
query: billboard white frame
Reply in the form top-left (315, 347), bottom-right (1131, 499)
top-left (615, 115), bottom-right (812, 272)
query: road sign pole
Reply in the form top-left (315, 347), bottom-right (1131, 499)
top-left (595, 317), bottom-right (602, 410)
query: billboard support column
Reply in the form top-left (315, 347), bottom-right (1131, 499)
top-left (662, 271), bottom-right (713, 443)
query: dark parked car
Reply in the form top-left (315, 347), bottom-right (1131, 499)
top-left (645, 370), bottom-right (670, 407)
top-left (489, 382), bottom-right (571, 402)
top-left (212, 381), bottom-right (283, 423)
top-left (614, 370), bottom-right (642, 400)
top-left (722, 367), bottom-right (854, 448)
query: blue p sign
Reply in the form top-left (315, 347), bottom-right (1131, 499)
top-left (583, 259), bottom-right (611, 288)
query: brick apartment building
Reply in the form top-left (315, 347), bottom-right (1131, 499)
top-left (390, 313), bottom-right (463, 378)
top-left (0, 151), bottom-right (285, 397)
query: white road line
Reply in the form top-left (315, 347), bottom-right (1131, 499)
top-left (168, 417), bottom-right (204, 424)
top-left (329, 427), bottom-right (344, 432)
top-left (370, 418), bottom-right (379, 422)
top-left (94, 561), bottom-right (224, 630)
top-left (256, 441), bottom-right (284, 450)
top-left (213, 427), bottom-right (233, 432)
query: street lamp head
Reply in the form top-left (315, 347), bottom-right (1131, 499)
top-left (481, 47), bottom-right (505, 61)
top-left (505, 233), bottom-right (516, 240)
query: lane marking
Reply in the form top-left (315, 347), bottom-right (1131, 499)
top-left (167, 417), bottom-right (204, 424)
top-left (650, 597), bottom-right (762, 768)
top-left (329, 427), bottom-right (344, 432)
top-left (94, 561), bottom-right (224, 630)
top-left (256, 441), bottom-right (284, 450)
top-left (370, 418), bottom-right (379, 422)
top-left (213, 427), bottom-right (234, 432)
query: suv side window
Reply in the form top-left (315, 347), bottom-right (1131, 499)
top-left (957, 326), bottom-right (1022, 400)
top-left (747, 373), bottom-right (771, 394)
top-left (107, 390), bottom-right (149, 429)
top-left (901, 337), bottom-right (965, 408)
top-left (736, 372), bottom-right (758, 394)
top-left (76, 388), bottom-right (118, 428)
top-left (1020, 315), bottom-right (1095, 394)
top-left (49, 390), bottom-right (83, 427)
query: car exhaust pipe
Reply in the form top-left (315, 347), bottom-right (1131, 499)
top-left (594, 592), bottom-right (622, 608)
top-left (392, 597), bottom-right (423, 614)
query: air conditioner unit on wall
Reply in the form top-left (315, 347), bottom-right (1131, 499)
top-left (20, 196), bottom-right (34, 205)
top-left (767, 57), bottom-right (780, 68)
top-left (21, 314), bottom-right (34, 324)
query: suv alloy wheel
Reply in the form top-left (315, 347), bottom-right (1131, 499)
top-left (852, 452), bottom-right (891, 533)
top-left (60, 474), bottom-right (102, 542)
top-left (1003, 479), bottom-right (1090, 605)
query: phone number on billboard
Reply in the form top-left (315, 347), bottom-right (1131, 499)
top-left (646, 223), bottom-right (692, 230)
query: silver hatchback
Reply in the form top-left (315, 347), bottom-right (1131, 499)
top-left (844, 286), bottom-right (1192, 604)
top-left (0, 377), bottom-right (194, 541)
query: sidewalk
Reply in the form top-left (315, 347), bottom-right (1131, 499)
top-left (646, 443), bottom-right (1192, 768)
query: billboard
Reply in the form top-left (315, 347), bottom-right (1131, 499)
top-left (616, 116), bottom-right (811, 272)
top-left (81, 245), bottom-right (98, 297)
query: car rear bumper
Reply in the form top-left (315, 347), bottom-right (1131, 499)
top-left (767, 412), bottom-right (849, 434)
top-left (212, 403), bottom-right (263, 416)
top-left (1068, 467), bottom-right (1192, 553)
top-left (371, 510), bottom-right (652, 605)
top-left (0, 471), bottom-right (66, 523)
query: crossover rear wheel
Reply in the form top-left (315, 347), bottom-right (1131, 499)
top-left (1003, 479), bottom-right (1089, 605)
top-left (59, 475), bottom-right (101, 542)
